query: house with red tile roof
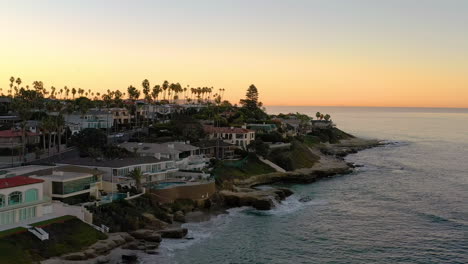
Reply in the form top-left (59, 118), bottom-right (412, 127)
top-left (203, 125), bottom-right (255, 149)
top-left (0, 176), bottom-right (53, 229)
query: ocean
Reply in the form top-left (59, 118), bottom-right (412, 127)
top-left (146, 106), bottom-right (468, 264)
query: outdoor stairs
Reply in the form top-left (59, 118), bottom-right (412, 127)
top-left (27, 226), bottom-right (49, 241)
top-left (259, 157), bottom-right (286, 173)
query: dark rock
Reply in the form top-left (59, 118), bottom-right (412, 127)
top-left (145, 233), bottom-right (162, 243)
top-left (122, 253), bottom-right (138, 262)
top-left (174, 210), bottom-right (186, 223)
top-left (299, 196), bottom-right (312, 203)
top-left (146, 250), bottom-right (159, 255)
top-left (159, 228), bottom-right (188, 239)
top-left (145, 243), bottom-right (159, 250)
top-left (252, 198), bottom-right (274, 210)
top-left (122, 241), bottom-right (139, 250)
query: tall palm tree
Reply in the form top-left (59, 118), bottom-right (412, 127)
top-left (50, 86), bottom-right (56, 99)
top-left (151, 85), bottom-right (161, 102)
top-left (127, 85), bottom-right (141, 129)
top-left (9, 77), bottom-right (14, 97)
top-left (128, 168), bottom-right (143, 193)
top-left (71, 87), bottom-right (76, 99)
top-left (142, 79), bottom-right (151, 102)
top-left (162, 80), bottom-right (169, 101)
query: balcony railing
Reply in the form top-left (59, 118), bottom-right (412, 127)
top-left (0, 196), bottom-right (52, 213)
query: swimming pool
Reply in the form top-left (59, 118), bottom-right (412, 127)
top-left (148, 182), bottom-right (186, 190)
top-left (101, 193), bottom-right (127, 202)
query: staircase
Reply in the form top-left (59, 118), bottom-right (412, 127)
top-left (28, 226), bottom-right (49, 241)
top-left (259, 157), bottom-right (286, 173)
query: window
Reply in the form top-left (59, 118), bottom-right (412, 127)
top-left (0, 194), bottom-right (4, 208)
top-left (25, 189), bottom-right (38, 203)
top-left (8, 191), bottom-right (22, 205)
top-left (19, 207), bottom-right (36, 221)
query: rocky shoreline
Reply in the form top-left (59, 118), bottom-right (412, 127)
top-left (41, 137), bottom-right (382, 264)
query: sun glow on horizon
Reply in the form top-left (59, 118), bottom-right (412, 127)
top-left (1, 0), bottom-right (468, 108)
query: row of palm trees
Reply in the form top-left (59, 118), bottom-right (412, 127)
top-left (3, 77), bottom-right (227, 106)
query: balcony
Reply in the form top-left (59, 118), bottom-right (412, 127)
top-left (0, 196), bottom-right (52, 213)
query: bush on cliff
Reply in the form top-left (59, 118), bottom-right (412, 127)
top-left (308, 128), bottom-right (354, 144)
top-left (268, 141), bottom-right (320, 171)
top-left (87, 195), bottom-right (171, 232)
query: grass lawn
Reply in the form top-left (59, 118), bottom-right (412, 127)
top-left (268, 141), bottom-right (320, 171)
top-left (0, 227), bottom-right (28, 238)
top-left (213, 154), bottom-right (276, 183)
top-left (0, 216), bottom-right (107, 264)
top-left (30, 215), bottom-right (76, 227)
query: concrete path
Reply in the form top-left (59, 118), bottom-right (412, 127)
top-left (259, 157), bottom-right (286, 173)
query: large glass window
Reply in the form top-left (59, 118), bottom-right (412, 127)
top-left (25, 189), bottom-right (38, 203)
top-left (0, 211), bottom-right (16, 225)
top-left (19, 207), bottom-right (36, 221)
top-left (8, 191), bottom-right (22, 205)
top-left (52, 176), bottom-right (97, 195)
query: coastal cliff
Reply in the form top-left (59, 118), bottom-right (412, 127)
top-left (215, 137), bottom-right (382, 211)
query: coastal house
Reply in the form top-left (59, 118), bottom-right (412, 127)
top-left (0, 129), bottom-right (40, 147)
top-left (311, 120), bottom-right (335, 130)
top-left (0, 176), bottom-right (53, 228)
top-left (65, 110), bottom-right (113, 135)
top-left (58, 156), bottom-right (178, 193)
top-left (25, 166), bottom-right (104, 204)
top-left (193, 140), bottom-right (237, 160)
top-left (203, 125), bottom-right (255, 149)
top-left (246, 123), bottom-right (277, 134)
top-left (119, 141), bottom-right (208, 171)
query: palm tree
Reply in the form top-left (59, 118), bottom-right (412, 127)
top-left (162, 80), bottom-right (169, 101)
top-left (50, 86), bottom-right (56, 99)
top-left (128, 167), bottom-right (143, 193)
top-left (142, 79), bottom-right (151, 102)
top-left (315, 112), bottom-right (321, 120)
top-left (15, 78), bottom-right (22, 96)
top-left (72, 87), bottom-right (76, 99)
top-left (324, 114), bottom-right (331, 121)
top-left (9, 77), bottom-right (14, 97)
top-left (151, 85), bottom-right (161, 102)
top-left (42, 116), bottom-right (55, 157)
top-left (127, 85), bottom-right (140, 128)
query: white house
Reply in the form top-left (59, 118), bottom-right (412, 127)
top-left (66, 109), bottom-right (113, 134)
top-left (58, 156), bottom-right (178, 192)
top-left (120, 142), bottom-right (208, 171)
top-left (0, 176), bottom-right (53, 228)
top-left (203, 125), bottom-right (255, 149)
top-left (27, 166), bottom-right (104, 204)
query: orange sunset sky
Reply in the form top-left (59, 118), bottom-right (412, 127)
top-left (1, 0), bottom-right (467, 108)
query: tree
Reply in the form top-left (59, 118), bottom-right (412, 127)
top-left (71, 128), bottom-right (107, 156)
top-left (142, 79), bottom-right (151, 102)
top-left (324, 114), bottom-right (331, 121)
top-left (247, 139), bottom-right (270, 157)
top-left (162, 80), bottom-right (169, 101)
top-left (127, 85), bottom-right (141, 128)
top-left (151, 85), bottom-right (161, 102)
top-left (128, 168), bottom-right (143, 193)
top-left (240, 84), bottom-right (260, 110)
top-left (72, 87), bottom-right (77, 99)
top-left (11, 88), bottom-right (44, 161)
top-left (316, 112), bottom-right (321, 119)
